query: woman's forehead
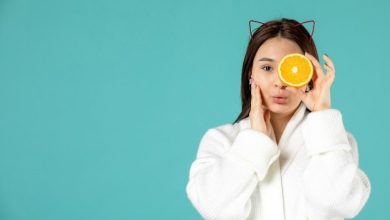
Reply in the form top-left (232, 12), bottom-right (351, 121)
top-left (255, 37), bottom-right (303, 61)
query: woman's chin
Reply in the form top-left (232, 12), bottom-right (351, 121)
top-left (268, 101), bottom-right (302, 115)
top-left (268, 103), bottom-right (291, 113)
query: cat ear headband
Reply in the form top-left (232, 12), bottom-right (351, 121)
top-left (248, 19), bottom-right (316, 45)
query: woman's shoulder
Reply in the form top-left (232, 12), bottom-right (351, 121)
top-left (205, 117), bottom-right (249, 138)
top-left (198, 117), bottom-right (249, 146)
top-left (196, 117), bottom-right (250, 157)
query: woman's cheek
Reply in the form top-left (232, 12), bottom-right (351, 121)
top-left (258, 73), bottom-right (272, 84)
top-left (290, 89), bottom-right (301, 99)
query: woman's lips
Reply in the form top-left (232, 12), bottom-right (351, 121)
top-left (272, 96), bottom-right (288, 104)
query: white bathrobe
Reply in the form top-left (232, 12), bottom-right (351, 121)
top-left (186, 102), bottom-right (371, 220)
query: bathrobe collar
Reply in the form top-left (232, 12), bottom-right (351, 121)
top-left (236, 102), bottom-right (308, 220)
top-left (238, 102), bottom-right (309, 175)
top-left (239, 102), bottom-right (308, 146)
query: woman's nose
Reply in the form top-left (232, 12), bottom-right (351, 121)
top-left (274, 74), bottom-right (288, 89)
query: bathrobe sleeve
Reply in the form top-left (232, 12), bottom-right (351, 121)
top-left (186, 127), bottom-right (280, 220)
top-left (301, 109), bottom-right (371, 219)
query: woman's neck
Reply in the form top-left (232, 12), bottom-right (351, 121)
top-left (270, 110), bottom-right (295, 144)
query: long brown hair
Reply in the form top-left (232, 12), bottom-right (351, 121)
top-left (233, 18), bottom-right (319, 124)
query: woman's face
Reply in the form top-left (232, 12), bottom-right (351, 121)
top-left (250, 36), bottom-right (308, 116)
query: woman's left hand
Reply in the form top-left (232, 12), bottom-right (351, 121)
top-left (299, 52), bottom-right (335, 112)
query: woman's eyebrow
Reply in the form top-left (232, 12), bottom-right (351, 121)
top-left (258, 57), bottom-right (275, 62)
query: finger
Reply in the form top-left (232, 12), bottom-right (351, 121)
top-left (257, 85), bottom-right (262, 106)
top-left (305, 52), bottom-right (324, 81)
top-left (298, 88), bottom-right (307, 102)
top-left (251, 82), bottom-right (257, 111)
top-left (324, 64), bottom-right (335, 83)
top-left (251, 79), bottom-right (255, 108)
top-left (323, 55), bottom-right (336, 80)
top-left (255, 85), bottom-right (261, 106)
top-left (254, 83), bottom-right (260, 108)
top-left (323, 63), bottom-right (333, 75)
top-left (258, 86), bottom-right (269, 110)
top-left (323, 54), bottom-right (335, 70)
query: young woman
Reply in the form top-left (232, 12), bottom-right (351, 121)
top-left (185, 18), bottom-right (371, 220)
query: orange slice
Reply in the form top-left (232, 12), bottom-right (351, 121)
top-left (278, 53), bottom-right (313, 88)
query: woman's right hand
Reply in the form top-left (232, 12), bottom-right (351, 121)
top-left (249, 78), bottom-right (273, 136)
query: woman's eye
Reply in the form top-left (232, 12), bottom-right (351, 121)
top-left (261, 66), bottom-right (273, 72)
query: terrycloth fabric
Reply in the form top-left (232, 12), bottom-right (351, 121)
top-left (186, 102), bottom-right (371, 220)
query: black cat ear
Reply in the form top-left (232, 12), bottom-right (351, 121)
top-left (294, 20), bottom-right (316, 39)
top-left (249, 20), bottom-right (266, 38)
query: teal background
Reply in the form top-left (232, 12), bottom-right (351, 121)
top-left (0, 0), bottom-right (388, 219)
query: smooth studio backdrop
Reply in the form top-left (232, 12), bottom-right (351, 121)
top-left (0, 0), bottom-right (388, 219)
